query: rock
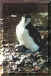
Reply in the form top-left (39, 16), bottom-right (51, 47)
top-left (3, 44), bottom-right (48, 73)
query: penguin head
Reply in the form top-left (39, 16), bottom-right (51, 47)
top-left (21, 15), bottom-right (31, 22)
top-left (25, 15), bottom-right (31, 18)
top-left (25, 15), bottom-right (31, 22)
top-left (20, 15), bottom-right (31, 27)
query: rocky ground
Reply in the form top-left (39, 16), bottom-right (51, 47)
top-left (0, 42), bottom-right (48, 73)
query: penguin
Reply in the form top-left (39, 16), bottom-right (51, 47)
top-left (16, 15), bottom-right (40, 52)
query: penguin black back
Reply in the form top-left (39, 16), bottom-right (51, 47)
top-left (26, 22), bottom-right (41, 46)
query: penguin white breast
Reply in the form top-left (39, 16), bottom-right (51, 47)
top-left (16, 21), bottom-right (25, 45)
